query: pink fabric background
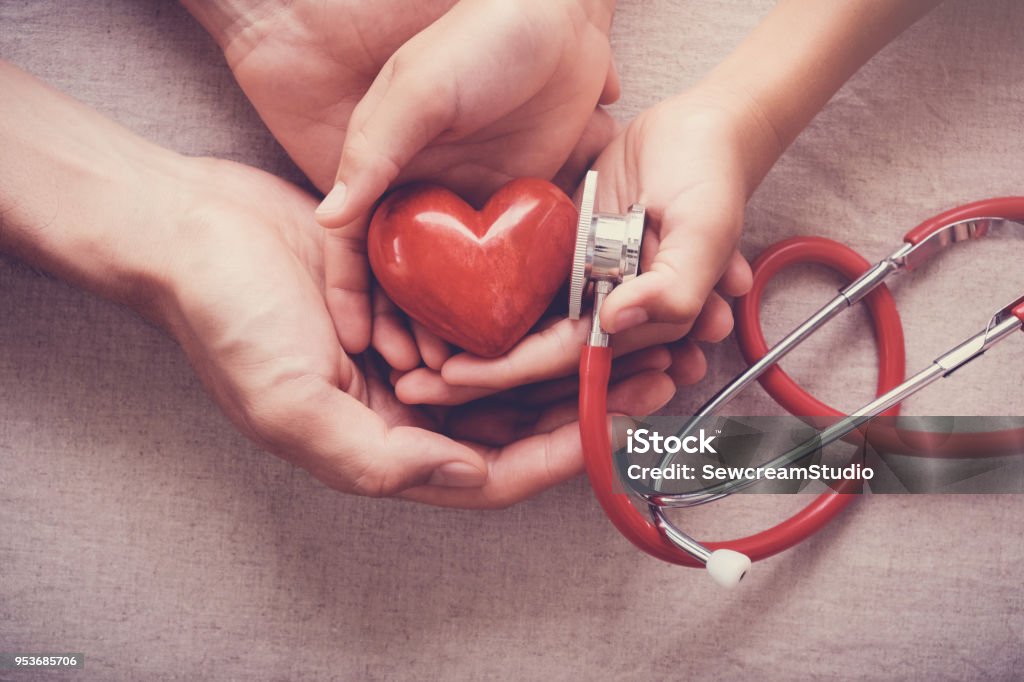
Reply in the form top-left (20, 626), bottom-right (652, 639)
top-left (2, 1), bottom-right (1023, 679)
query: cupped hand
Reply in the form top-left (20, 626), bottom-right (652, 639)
top-left (188, 0), bottom-right (618, 360)
top-left (312, 0), bottom-right (617, 222)
top-left (154, 157), bottom-right (674, 507)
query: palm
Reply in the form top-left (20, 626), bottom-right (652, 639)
top-left (222, 0), bottom-right (452, 191)
top-left (171, 161), bottom-right (428, 440)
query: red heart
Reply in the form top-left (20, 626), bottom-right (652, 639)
top-left (368, 178), bottom-right (578, 358)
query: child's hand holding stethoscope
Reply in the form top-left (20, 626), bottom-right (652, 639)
top-left (395, 89), bottom-right (768, 406)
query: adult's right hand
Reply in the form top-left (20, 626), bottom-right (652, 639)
top-left (0, 62), bottom-right (677, 506)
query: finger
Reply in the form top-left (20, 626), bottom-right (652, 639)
top-left (507, 345), bottom-right (672, 406)
top-left (599, 60), bottom-right (621, 105)
top-left (717, 249), bottom-right (753, 298)
top-left (600, 188), bottom-right (744, 333)
top-left (439, 315), bottom-right (688, 391)
top-left (441, 316), bottom-right (589, 389)
top-left (397, 343), bottom-right (671, 407)
top-left (395, 368), bottom-right (496, 406)
top-left (687, 292), bottom-right (734, 343)
top-left (529, 368), bottom-right (675, 436)
top-left (388, 367), bottom-right (412, 387)
top-left (257, 380), bottom-right (488, 497)
top-left (551, 107), bottom-right (617, 197)
top-left (445, 367), bottom-right (675, 445)
top-left (314, 50), bottom-right (457, 228)
top-left (323, 215), bottom-right (372, 353)
top-left (371, 286), bottom-right (421, 371)
top-left (614, 320), bottom-right (691, 355)
top-left (402, 370), bottom-right (676, 508)
top-left (411, 321), bottom-right (452, 370)
top-left (400, 421), bottom-right (582, 508)
top-left (667, 339), bottom-right (707, 387)
top-left (314, 0), bottom-right (555, 229)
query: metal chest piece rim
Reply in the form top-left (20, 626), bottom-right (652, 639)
top-left (568, 170), bottom-right (646, 321)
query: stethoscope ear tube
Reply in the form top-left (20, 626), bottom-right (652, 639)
top-left (735, 236), bottom-right (907, 419)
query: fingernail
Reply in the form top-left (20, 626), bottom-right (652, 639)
top-left (428, 462), bottom-right (486, 488)
top-left (315, 182), bottom-right (348, 217)
top-left (613, 306), bottom-right (648, 332)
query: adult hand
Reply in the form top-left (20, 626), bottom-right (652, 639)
top-left (0, 63), bottom-right (675, 507)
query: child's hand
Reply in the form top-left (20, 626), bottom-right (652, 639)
top-left (393, 89), bottom-right (770, 406)
top-left (591, 90), bottom-right (765, 338)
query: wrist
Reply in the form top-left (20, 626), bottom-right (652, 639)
top-left (4, 143), bottom-right (192, 323)
top-left (179, 0), bottom-right (292, 62)
top-left (0, 61), bottom-right (198, 326)
top-left (687, 0), bottom-right (942, 193)
top-left (669, 82), bottom-right (785, 197)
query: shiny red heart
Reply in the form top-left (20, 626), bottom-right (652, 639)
top-left (367, 178), bottom-right (578, 357)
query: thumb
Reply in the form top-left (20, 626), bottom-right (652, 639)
top-left (314, 55), bottom-right (457, 229)
top-left (323, 214), bottom-right (372, 354)
top-left (600, 188), bottom-right (744, 334)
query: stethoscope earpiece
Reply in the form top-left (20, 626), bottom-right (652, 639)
top-left (706, 550), bottom-right (753, 589)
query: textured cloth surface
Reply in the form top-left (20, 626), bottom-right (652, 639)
top-left (2, 1), bottom-right (1024, 680)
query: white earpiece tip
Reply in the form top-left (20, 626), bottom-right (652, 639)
top-left (706, 549), bottom-right (751, 588)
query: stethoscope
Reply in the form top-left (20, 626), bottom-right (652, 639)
top-left (570, 170), bottom-right (1024, 588)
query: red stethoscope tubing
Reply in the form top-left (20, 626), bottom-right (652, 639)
top-left (579, 197), bottom-right (1024, 567)
top-left (578, 231), bottom-right (897, 567)
top-left (581, 345), bottom-right (864, 568)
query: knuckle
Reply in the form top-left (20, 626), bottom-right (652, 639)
top-left (389, 52), bottom-right (457, 124)
top-left (342, 130), bottom-right (403, 185)
top-left (348, 464), bottom-right (393, 499)
top-left (664, 288), bottom-right (705, 324)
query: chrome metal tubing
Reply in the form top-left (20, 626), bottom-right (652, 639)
top-left (658, 294), bottom-right (850, 463)
top-left (897, 218), bottom-right (1019, 271)
top-left (650, 505), bottom-right (712, 563)
top-left (839, 258), bottom-right (902, 305)
top-left (650, 311), bottom-right (1023, 507)
top-left (654, 255), bottom-right (904, 475)
top-left (588, 280), bottom-right (612, 348)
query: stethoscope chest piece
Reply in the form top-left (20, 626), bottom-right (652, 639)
top-left (569, 170), bottom-right (646, 324)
